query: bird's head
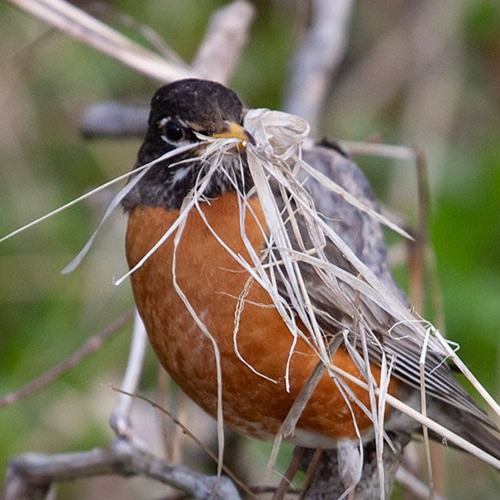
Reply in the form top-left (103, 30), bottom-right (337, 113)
top-left (122, 79), bottom-right (254, 211)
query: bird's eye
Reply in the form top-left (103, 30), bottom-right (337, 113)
top-left (164, 121), bottom-right (184, 142)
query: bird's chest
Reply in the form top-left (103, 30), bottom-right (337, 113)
top-left (125, 194), bottom-right (286, 406)
top-left (125, 193), bottom-right (389, 443)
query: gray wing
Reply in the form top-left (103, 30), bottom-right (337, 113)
top-left (276, 140), bottom-right (493, 429)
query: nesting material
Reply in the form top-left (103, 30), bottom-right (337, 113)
top-left (159, 107), bottom-right (498, 469)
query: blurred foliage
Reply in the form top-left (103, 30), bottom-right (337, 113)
top-left (0, 0), bottom-right (499, 498)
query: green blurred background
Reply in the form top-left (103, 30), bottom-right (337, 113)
top-left (0, 1), bottom-right (499, 498)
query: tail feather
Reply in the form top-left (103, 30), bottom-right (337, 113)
top-left (429, 403), bottom-right (500, 462)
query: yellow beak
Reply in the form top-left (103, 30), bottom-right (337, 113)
top-left (212, 121), bottom-right (255, 146)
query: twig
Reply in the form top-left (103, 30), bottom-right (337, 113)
top-left (111, 388), bottom-right (255, 499)
top-left (395, 465), bottom-right (445, 500)
top-left (110, 310), bottom-right (148, 437)
top-left (0, 310), bottom-right (133, 410)
top-left (340, 141), bottom-right (417, 161)
top-left (271, 446), bottom-right (306, 500)
top-left (7, 0), bottom-right (192, 82)
top-left (192, 0), bottom-right (255, 84)
top-left (80, 102), bottom-right (149, 138)
top-left (283, 0), bottom-right (354, 131)
top-left (4, 437), bottom-right (241, 500)
top-left (415, 149), bottom-right (445, 331)
top-left (79, 0), bottom-right (255, 138)
top-left (300, 449), bottom-right (323, 499)
top-left (268, 337), bottom-right (342, 470)
top-left (407, 146), bottom-right (429, 313)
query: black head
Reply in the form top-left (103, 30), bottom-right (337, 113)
top-left (122, 79), bottom-right (253, 211)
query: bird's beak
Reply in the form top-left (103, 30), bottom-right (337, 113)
top-left (212, 121), bottom-right (255, 146)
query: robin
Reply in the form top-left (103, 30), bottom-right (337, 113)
top-left (122, 79), bottom-right (500, 465)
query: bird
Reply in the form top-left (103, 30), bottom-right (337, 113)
top-left (122, 79), bottom-right (500, 468)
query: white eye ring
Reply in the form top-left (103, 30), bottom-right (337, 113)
top-left (158, 117), bottom-right (187, 145)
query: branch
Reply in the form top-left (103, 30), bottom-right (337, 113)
top-left (80, 102), bottom-right (149, 138)
top-left (0, 310), bottom-right (133, 410)
top-left (110, 311), bottom-right (148, 437)
top-left (283, 0), bottom-right (354, 131)
top-left (7, 0), bottom-right (192, 82)
top-left (78, 0), bottom-right (255, 137)
top-left (4, 438), bottom-right (241, 500)
top-left (7, 0), bottom-right (255, 86)
top-left (192, 0), bottom-right (255, 84)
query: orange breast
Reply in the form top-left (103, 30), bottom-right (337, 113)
top-left (126, 193), bottom-right (394, 445)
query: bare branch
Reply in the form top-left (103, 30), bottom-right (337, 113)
top-left (80, 102), bottom-right (149, 138)
top-left (192, 0), bottom-right (255, 85)
top-left (7, 0), bottom-right (193, 83)
top-left (8, 0), bottom-right (255, 87)
top-left (4, 438), bottom-right (241, 500)
top-left (78, 0), bottom-right (255, 137)
top-left (111, 388), bottom-right (255, 498)
top-left (110, 311), bottom-right (148, 437)
top-left (0, 310), bottom-right (133, 410)
top-left (283, 0), bottom-right (354, 131)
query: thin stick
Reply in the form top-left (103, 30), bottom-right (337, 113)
top-left (271, 446), bottom-right (306, 500)
top-left (111, 388), bottom-right (256, 499)
top-left (0, 310), bottom-right (133, 410)
top-left (300, 449), bottom-right (324, 499)
top-left (6, 436), bottom-right (241, 500)
top-left (268, 337), bottom-right (341, 470)
top-left (284, 0), bottom-right (354, 130)
top-left (192, 0), bottom-right (255, 84)
top-left (7, 0), bottom-right (192, 82)
top-left (110, 310), bottom-right (148, 437)
top-left (407, 146), bottom-right (428, 312)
